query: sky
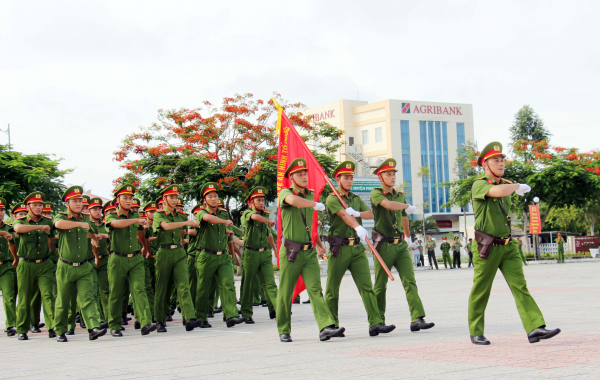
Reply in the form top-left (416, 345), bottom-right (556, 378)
top-left (1, 0), bottom-right (599, 198)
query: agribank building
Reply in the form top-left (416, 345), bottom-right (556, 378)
top-left (303, 99), bottom-right (475, 235)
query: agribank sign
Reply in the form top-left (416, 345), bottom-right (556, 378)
top-left (402, 102), bottom-right (462, 115)
top-left (308, 109), bottom-right (336, 122)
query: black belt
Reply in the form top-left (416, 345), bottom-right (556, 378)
top-left (492, 237), bottom-right (512, 246)
top-left (244, 246), bottom-right (270, 252)
top-left (381, 236), bottom-right (403, 245)
top-left (197, 248), bottom-right (226, 256)
top-left (19, 256), bottom-right (50, 264)
top-left (110, 251), bottom-right (141, 258)
top-left (59, 258), bottom-right (88, 267)
top-left (159, 244), bottom-right (183, 249)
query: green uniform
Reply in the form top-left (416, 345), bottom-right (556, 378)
top-left (276, 186), bottom-right (335, 335)
top-left (466, 242), bottom-right (474, 267)
top-left (105, 209), bottom-right (153, 331)
top-left (144, 226), bottom-right (158, 315)
top-left (53, 211), bottom-right (101, 335)
top-left (556, 237), bottom-right (565, 263)
top-left (12, 214), bottom-right (57, 334)
top-left (95, 222), bottom-right (110, 320)
top-left (452, 241), bottom-right (462, 268)
top-left (0, 221), bottom-right (17, 330)
top-left (468, 174), bottom-right (545, 336)
top-left (371, 187), bottom-right (426, 322)
top-left (425, 239), bottom-right (438, 269)
top-left (152, 208), bottom-right (196, 323)
top-left (240, 208), bottom-right (278, 319)
top-left (194, 206), bottom-right (237, 321)
top-left (440, 242), bottom-right (452, 269)
top-left (185, 227), bottom-right (197, 310)
top-left (324, 191), bottom-right (382, 328)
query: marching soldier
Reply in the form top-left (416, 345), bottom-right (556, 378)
top-left (152, 184), bottom-right (200, 332)
top-left (11, 193), bottom-right (57, 340)
top-left (324, 161), bottom-right (396, 336)
top-left (0, 197), bottom-right (18, 337)
top-left (184, 203), bottom-right (203, 316)
top-left (465, 238), bottom-right (474, 267)
top-left (142, 201), bottom-right (159, 325)
top-left (89, 197), bottom-right (110, 321)
top-left (53, 186), bottom-right (107, 342)
top-left (276, 158), bottom-right (344, 342)
top-left (105, 183), bottom-right (156, 337)
top-left (452, 236), bottom-right (463, 268)
top-left (240, 186), bottom-right (279, 323)
top-left (192, 182), bottom-right (245, 328)
top-left (468, 142), bottom-right (560, 345)
top-left (440, 237), bottom-right (452, 269)
top-left (425, 236), bottom-right (438, 270)
top-left (556, 233), bottom-right (565, 263)
top-left (370, 158), bottom-right (434, 332)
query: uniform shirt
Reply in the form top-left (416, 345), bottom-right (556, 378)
top-left (0, 221), bottom-right (15, 262)
top-left (241, 209), bottom-right (271, 250)
top-left (152, 208), bottom-right (187, 245)
top-left (452, 242), bottom-right (461, 251)
top-left (466, 242), bottom-right (472, 252)
top-left (186, 227), bottom-right (197, 254)
top-left (370, 187), bottom-right (407, 237)
top-left (472, 175), bottom-right (512, 237)
top-left (555, 237), bottom-right (564, 247)
top-left (278, 186), bottom-right (315, 244)
top-left (425, 240), bottom-right (436, 250)
top-left (228, 224), bottom-right (243, 238)
top-left (95, 222), bottom-right (109, 257)
top-left (85, 215), bottom-right (99, 260)
top-left (11, 214), bottom-right (54, 260)
top-left (105, 209), bottom-right (144, 254)
top-left (440, 242), bottom-right (451, 253)
top-left (326, 191), bottom-right (369, 238)
top-left (193, 206), bottom-right (231, 253)
top-left (53, 211), bottom-right (93, 263)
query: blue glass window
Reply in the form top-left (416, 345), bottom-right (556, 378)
top-left (456, 122), bottom-right (467, 212)
top-left (420, 121), bottom-right (429, 213)
top-left (401, 121), bottom-right (412, 205)
top-left (435, 122), bottom-right (444, 212)
top-left (443, 122), bottom-right (450, 212)
top-left (427, 121), bottom-right (437, 213)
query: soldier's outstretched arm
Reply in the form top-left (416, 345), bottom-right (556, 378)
top-left (379, 199), bottom-right (409, 211)
top-left (283, 194), bottom-right (318, 209)
top-left (486, 183), bottom-right (520, 198)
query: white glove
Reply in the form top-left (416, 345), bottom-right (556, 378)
top-left (313, 202), bottom-right (326, 211)
top-left (405, 236), bottom-right (413, 246)
top-left (515, 184), bottom-right (531, 196)
top-left (405, 205), bottom-right (418, 214)
top-left (354, 225), bottom-right (368, 242)
top-left (345, 207), bottom-right (361, 217)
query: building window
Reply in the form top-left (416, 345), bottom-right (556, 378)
top-left (362, 130), bottom-right (369, 145)
top-left (349, 137), bottom-right (354, 146)
top-left (442, 122), bottom-right (450, 212)
top-left (401, 121), bottom-right (412, 205)
top-left (427, 121), bottom-right (438, 213)
top-left (435, 122), bottom-right (444, 212)
top-left (456, 122), bottom-right (467, 212)
top-left (420, 121), bottom-right (429, 213)
top-left (375, 127), bottom-right (382, 143)
top-left (420, 120), bottom-right (452, 214)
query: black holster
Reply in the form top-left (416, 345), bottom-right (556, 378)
top-left (371, 229), bottom-right (385, 251)
top-left (283, 239), bottom-right (312, 263)
top-left (474, 230), bottom-right (495, 259)
top-left (326, 235), bottom-right (360, 257)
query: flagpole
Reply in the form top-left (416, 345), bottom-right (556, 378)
top-left (323, 175), bottom-right (395, 281)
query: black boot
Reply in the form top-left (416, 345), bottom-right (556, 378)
top-left (56, 333), bottom-right (68, 342)
top-left (134, 321), bottom-right (141, 329)
top-left (165, 314), bottom-right (173, 322)
top-left (200, 321), bottom-right (212, 328)
top-left (302, 299), bottom-right (311, 304)
top-left (99, 321), bottom-right (108, 330)
top-left (213, 306), bottom-right (222, 313)
top-left (157, 321), bottom-right (167, 333)
top-left (269, 310), bottom-right (276, 320)
top-left (527, 327), bottom-right (561, 343)
top-left (6, 326), bottom-right (16, 337)
top-left (245, 317), bottom-right (255, 324)
top-left (369, 323), bottom-right (396, 336)
top-left (29, 325), bottom-right (41, 333)
top-left (279, 334), bottom-right (292, 342)
top-left (470, 335), bottom-right (490, 345)
top-left (410, 318), bottom-right (435, 331)
top-left (80, 320), bottom-right (86, 329)
top-left (66, 329), bottom-right (75, 335)
top-left (110, 330), bottom-right (123, 337)
top-left (48, 329), bottom-right (56, 338)
top-left (121, 317), bottom-right (128, 325)
top-left (18, 333), bottom-right (28, 340)
top-left (226, 316), bottom-right (246, 328)
top-left (186, 319), bottom-right (201, 331)
top-left (208, 311), bottom-right (214, 318)
top-left (88, 327), bottom-right (107, 340)
top-left (319, 326), bottom-right (345, 341)
top-left (141, 323), bottom-right (157, 335)
top-left (36, 322), bottom-right (45, 329)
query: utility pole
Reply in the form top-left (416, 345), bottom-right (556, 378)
top-left (0, 124), bottom-right (10, 150)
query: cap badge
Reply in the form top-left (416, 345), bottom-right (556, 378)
top-left (74, 188), bottom-right (80, 193)
top-left (494, 145), bottom-right (500, 151)
top-left (258, 189), bottom-right (263, 193)
top-left (208, 185), bottom-right (214, 189)
top-left (298, 161), bottom-right (304, 166)
top-left (173, 187), bottom-right (177, 191)
top-left (390, 162), bottom-right (395, 167)
top-left (346, 164), bottom-right (351, 169)
top-left (127, 186), bottom-right (132, 191)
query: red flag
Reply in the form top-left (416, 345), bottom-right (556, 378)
top-left (274, 100), bottom-right (328, 302)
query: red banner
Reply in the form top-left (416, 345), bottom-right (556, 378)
top-left (529, 205), bottom-right (542, 235)
top-left (275, 101), bottom-right (328, 301)
top-left (574, 236), bottom-right (600, 252)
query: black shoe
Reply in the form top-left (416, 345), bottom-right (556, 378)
top-left (48, 329), bottom-right (56, 338)
top-left (280, 333), bottom-right (292, 342)
top-left (120, 326), bottom-right (126, 331)
top-left (226, 316), bottom-right (246, 328)
top-left (121, 317), bottom-right (128, 326)
top-left (245, 317), bottom-right (255, 324)
top-left (260, 300), bottom-right (268, 306)
top-left (369, 323), bottom-right (396, 336)
top-left (110, 330), bottom-right (123, 337)
top-left (200, 321), bottom-right (212, 328)
top-left (293, 299), bottom-right (300, 304)
top-left (18, 333), bottom-right (28, 340)
top-left (37, 322), bottom-right (45, 329)
top-left (157, 322), bottom-right (167, 333)
top-left (186, 319), bottom-right (201, 331)
top-left (236, 300), bottom-right (241, 305)
top-left (29, 325), bottom-right (41, 333)
top-left (134, 321), bottom-right (141, 329)
top-left (319, 326), bottom-right (345, 341)
top-left (89, 328), bottom-right (107, 340)
top-left (177, 306), bottom-right (181, 313)
top-left (410, 318), bottom-right (435, 331)
top-left (302, 300), bottom-right (311, 304)
top-left (208, 311), bottom-right (214, 318)
top-left (213, 307), bottom-right (222, 313)
top-left (253, 302), bottom-right (260, 306)
top-left (126, 316), bottom-right (132, 321)
top-left (527, 327), bottom-right (561, 343)
top-left (470, 335), bottom-right (490, 345)
top-left (165, 315), bottom-right (173, 322)
top-left (141, 324), bottom-right (157, 336)
top-left (223, 315), bottom-right (226, 322)
top-left (182, 318), bottom-right (187, 326)
top-left (99, 321), bottom-right (108, 330)
top-left (66, 329), bottom-right (75, 335)
top-left (262, 303), bottom-right (269, 307)
top-left (6, 327), bottom-right (16, 337)
top-left (79, 321), bottom-right (86, 329)
top-left (56, 333), bottom-right (68, 342)
top-left (269, 310), bottom-right (276, 320)
top-left (75, 315), bottom-right (81, 323)
top-left (170, 308), bottom-right (175, 316)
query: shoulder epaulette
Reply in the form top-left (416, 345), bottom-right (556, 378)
top-left (59, 212), bottom-right (68, 215)
top-left (219, 207), bottom-right (228, 212)
top-left (398, 190), bottom-right (404, 194)
top-left (503, 179), bottom-right (514, 184)
top-left (156, 210), bottom-right (165, 213)
top-left (476, 176), bottom-right (486, 180)
top-left (199, 205), bottom-right (206, 210)
top-left (264, 210), bottom-right (270, 214)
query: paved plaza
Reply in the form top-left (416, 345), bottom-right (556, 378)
top-left (1, 260), bottom-right (598, 380)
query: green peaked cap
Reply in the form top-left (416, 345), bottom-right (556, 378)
top-left (331, 161), bottom-right (355, 178)
top-left (24, 192), bottom-right (45, 204)
top-left (373, 158), bottom-right (398, 175)
top-left (284, 158), bottom-right (307, 178)
top-left (245, 186), bottom-right (268, 203)
top-left (477, 141), bottom-right (505, 166)
top-left (62, 186), bottom-right (84, 202)
top-left (200, 182), bottom-right (219, 199)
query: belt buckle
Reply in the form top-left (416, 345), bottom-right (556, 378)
top-left (348, 239), bottom-right (355, 246)
top-left (393, 238), bottom-right (400, 244)
top-left (216, 251), bottom-right (222, 255)
top-left (73, 262), bottom-right (79, 267)
top-left (504, 238), bottom-right (510, 245)
top-left (302, 244), bottom-right (310, 251)
top-left (35, 259), bottom-right (42, 264)
top-left (259, 248), bottom-right (264, 252)
top-left (171, 245), bottom-right (177, 249)
top-left (127, 254), bottom-right (134, 258)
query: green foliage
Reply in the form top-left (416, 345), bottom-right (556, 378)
top-left (410, 217), bottom-right (440, 234)
top-left (509, 105), bottom-right (552, 147)
top-left (440, 140), bottom-right (483, 210)
top-left (0, 144), bottom-right (71, 208)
